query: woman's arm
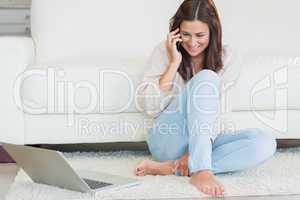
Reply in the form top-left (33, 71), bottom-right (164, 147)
top-left (159, 62), bottom-right (180, 92)
top-left (136, 28), bottom-right (182, 117)
top-left (159, 28), bottom-right (183, 92)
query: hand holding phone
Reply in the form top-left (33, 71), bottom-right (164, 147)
top-left (166, 28), bottom-right (183, 66)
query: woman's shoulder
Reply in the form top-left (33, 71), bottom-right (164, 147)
top-left (219, 44), bottom-right (241, 82)
top-left (143, 40), bottom-right (169, 76)
top-left (154, 40), bottom-right (169, 58)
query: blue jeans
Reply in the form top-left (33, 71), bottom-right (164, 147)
top-left (147, 69), bottom-right (277, 176)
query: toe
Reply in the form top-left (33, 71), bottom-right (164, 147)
top-left (202, 187), bottom-right (210, 195)
top-left (219, 184), bottom-right (225, 192)
top-left (137, 170), bottom-right (146, 176)
top-left (210, 187), bottom-right (215, 196)
top-left (135, 166), bottom-right (144, 175)
top-left (136, 170), bottom-right (142, 175)
top-left (215, 187), bottom-right (222, 196)
top-left (134, 168), bottom-right (140, 175)
top-left (215, 187), bottom-right (220, 196)
top-left (218, 186), bottom-right (225, 195)
top-left (136, 167), bottom-right (141, 172)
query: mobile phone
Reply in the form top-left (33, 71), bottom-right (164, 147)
top-left (176, 41), bottom-right (182, 51)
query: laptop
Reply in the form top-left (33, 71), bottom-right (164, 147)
top-left (2, 143), bottom-right (142, 193)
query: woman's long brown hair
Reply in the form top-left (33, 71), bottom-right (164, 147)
top-left (170, 0), bottom-right (223, 82)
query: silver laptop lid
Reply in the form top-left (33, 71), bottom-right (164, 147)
top-left (3, 143), bottom-right (91, 193)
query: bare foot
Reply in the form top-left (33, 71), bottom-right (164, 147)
top-left (134, 159), bottom-right (176, 176)
top-left (190, 170), bottom-right (225, 196)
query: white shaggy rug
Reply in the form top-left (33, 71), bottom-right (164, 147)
top-left (5, 148), bottom-right (300, 200)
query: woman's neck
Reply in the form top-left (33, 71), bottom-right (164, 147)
top-left (191, 52), bottom-right (205, 73)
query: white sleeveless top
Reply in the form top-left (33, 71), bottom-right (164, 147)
top-left (136, 40), bottom-right (239, 120)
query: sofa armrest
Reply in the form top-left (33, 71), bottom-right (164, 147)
top-left (0, 36), bottom-right (35, 144)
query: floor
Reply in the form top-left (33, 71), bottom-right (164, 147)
top-left (0, 164), bottom-right (19, 200)
top-left (1, 164), bottom-right (300, 200)
top-left (1, 140), bottom-right (300, 199)
top-left (192, 195), bottom-right (300, 200)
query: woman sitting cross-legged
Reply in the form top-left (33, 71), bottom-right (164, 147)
top-left (134, 0), bottom-right (277, 197)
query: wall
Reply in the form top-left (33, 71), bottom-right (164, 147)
top-left (215, 0), bottom-right (300, 55)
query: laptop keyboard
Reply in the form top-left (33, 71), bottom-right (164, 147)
top-left (82, 178), bottom-right (113, 190)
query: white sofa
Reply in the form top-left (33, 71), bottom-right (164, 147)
top-left (0, 0), bottom-right (299, 145)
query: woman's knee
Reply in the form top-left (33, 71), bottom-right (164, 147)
top-left (190, 69), bottom-right (221, 85)
top-left (187, 69), bottom-right (221, 96)
top-left (246, 128), bottom-right (277, 159)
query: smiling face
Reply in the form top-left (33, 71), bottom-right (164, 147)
top-left (169, 0), bottom-right (223, 81)
top-left (180, 20), bottom-right (210, 57)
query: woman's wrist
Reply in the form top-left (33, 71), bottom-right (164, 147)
top-left (159, 67), bottom-right (176, 92)
top-left (159, 76), bottom-right (174, 92)
top-left (158, 61), bottom-right (180, 92)
top-left (169, 61), bottom-right (181, 70)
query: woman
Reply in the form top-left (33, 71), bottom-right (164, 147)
top-left (134, 0), bottom-right (277, 197)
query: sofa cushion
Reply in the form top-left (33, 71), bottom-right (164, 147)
top-left (226, 55), bottom-right (300, 111)
top-left (20, 61), bottom-right (147, 114)
top-left (20, 55), bottom-right (300, 115)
